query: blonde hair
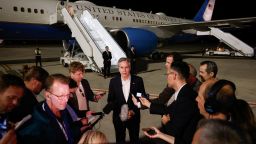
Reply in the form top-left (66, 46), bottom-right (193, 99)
top-left (78, 130), bottom-right (108, 144)
top-left (69, 61), bottom-right (85, 73)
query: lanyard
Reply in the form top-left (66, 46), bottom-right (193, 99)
top-left (42, 103), bottom-right (69, 141)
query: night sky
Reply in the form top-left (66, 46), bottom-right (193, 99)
top-left (85, 0), bottom-right (255, 20)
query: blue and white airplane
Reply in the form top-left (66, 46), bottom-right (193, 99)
top-left (0, 0), bottom-right (255, 56)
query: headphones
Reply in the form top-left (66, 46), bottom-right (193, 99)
top-left (204, 80), bottom-right (236, 114)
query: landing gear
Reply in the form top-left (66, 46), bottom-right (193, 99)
top-left (149, 51), bottom-right (166, 60)
top-left (150, 52), bottom-right (160, 60)
top-left (61, 60), bottom-right (68, 67)
top-left (230, 51), bottom-right (235, 56)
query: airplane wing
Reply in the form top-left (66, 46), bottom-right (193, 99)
top-left (157, 17), bottom-right (256, 32)
top-left (139, 17), bottom-right (256, 38)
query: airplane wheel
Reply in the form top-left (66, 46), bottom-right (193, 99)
top-left (230, 52), bottom-right (235, 56)
top-left (62, 60), bottom-right (68, 67)
top-left (209, 52), bottom-right (214, 56)
top-left (159, 52), bottom-right (166, 60)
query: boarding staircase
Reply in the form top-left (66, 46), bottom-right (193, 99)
top-left (61, 8), bottom-right (126, 73)
top-left (197, 27), bottom-right (254, 57)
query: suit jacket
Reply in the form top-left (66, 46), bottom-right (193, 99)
top-left (102, 51), bottom-right (112, 63)
top-left (68, 79), bottom-right (95, 113)
top-left (150, 84), bottom-right (200, 144)
top-left (150, 85), bottom-right (174, 106)
top-left (105, 75), bottom-right (146, 123)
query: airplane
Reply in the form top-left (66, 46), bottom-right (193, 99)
top-left (0, 0), bottom-right (255, 57)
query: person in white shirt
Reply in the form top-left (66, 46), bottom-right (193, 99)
top-left (104, 57), bottom-right (147, 144)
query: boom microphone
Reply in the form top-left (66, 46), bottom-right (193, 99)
top-left (120, 104), bottom-right (128, 122)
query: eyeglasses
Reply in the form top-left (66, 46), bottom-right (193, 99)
top-left (47, 91), bottom-right (69, 100)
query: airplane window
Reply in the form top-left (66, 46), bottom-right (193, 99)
top-left (34, 9), bottom-right (38, 13)
top-left (21, 7), bottom-right (25, 12)
top-left (120, 17), bottom-right (122, 21)
top-left (112, 16), bottom-right (115, 20)
top-left (105, 16), bottom-right (107, 20)
top-left (28, 8), bottom-right (31, 13)
top-left (40, 9), bottom-right (44, 14)
top-left (13, 7), bottom-right (18, 11)
top-left (116, 17), bottom-right (118, 21)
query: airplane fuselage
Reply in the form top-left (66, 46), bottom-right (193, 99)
top-left (0, 0), bottom-right (192, 40)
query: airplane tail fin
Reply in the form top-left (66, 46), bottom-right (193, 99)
top-left (193, 0), bottom-right (216, 22)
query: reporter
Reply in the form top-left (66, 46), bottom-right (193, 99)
top-left (0, 74), bottom-right (25, 144)
top-left (69, 62), bottom-right (105, 118)
top-left (78, 130), bottom-right (108, 144)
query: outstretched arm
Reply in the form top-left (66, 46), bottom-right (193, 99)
top-left (143, 127), bottom-right (175, 144)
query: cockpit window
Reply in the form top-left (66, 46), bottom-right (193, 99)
top-left (40, 9), bottom-right (44, 14)
top-left (21, 7), bottom-right (25, 12)
top-left (28, 8), bottom-right (31, 13)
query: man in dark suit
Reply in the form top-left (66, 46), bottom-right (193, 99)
top-left (35, 48), bottom-right (42, 67)
top-left (104, 57), bottom-right (146, 144)
top-left (140, 61), bottom-right (200, 144)
top-left (126, 45), bottom-right (136, 74)
top-left (102, 46), bottom-right (112, 78)
top-left (150, 52), bottom-right (183, 105)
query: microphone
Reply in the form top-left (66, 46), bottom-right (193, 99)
top-left (120, 104), bottom-right (128, 122)
top-left (91, 112), bottom-right (104, 116)
top-left (103, 103), bottom-right (113, 114)
top-left (87, 115), bottom-right (96, 124)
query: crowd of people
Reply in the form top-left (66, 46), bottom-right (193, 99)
top-left (0, 52), bottom-right (255, 144)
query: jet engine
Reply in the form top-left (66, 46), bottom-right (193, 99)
top-left (114, 28), bottom-right (158, 56)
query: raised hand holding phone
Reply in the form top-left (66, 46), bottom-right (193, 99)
top-left (136, 92), bottom-right (142, 97)
top-left (142, 128), bottom-right (156, 135)
top-left (143, 127), bottom-right (175, 144)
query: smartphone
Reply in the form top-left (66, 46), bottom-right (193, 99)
top-left (136, 92), bottom-right (142, 97)
top-left (142, 128), bottom-right (156, 135)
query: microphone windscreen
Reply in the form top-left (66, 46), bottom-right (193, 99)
top-left (120, 104), bottom-right (128, 122)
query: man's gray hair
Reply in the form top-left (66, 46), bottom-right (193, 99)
top-left (196, 119), bottom-right (241, 144)
top-left (118, 57), bottom-right (131, 65)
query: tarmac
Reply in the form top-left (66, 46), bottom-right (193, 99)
top-left (1, 42), bottom-right (256, 143)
